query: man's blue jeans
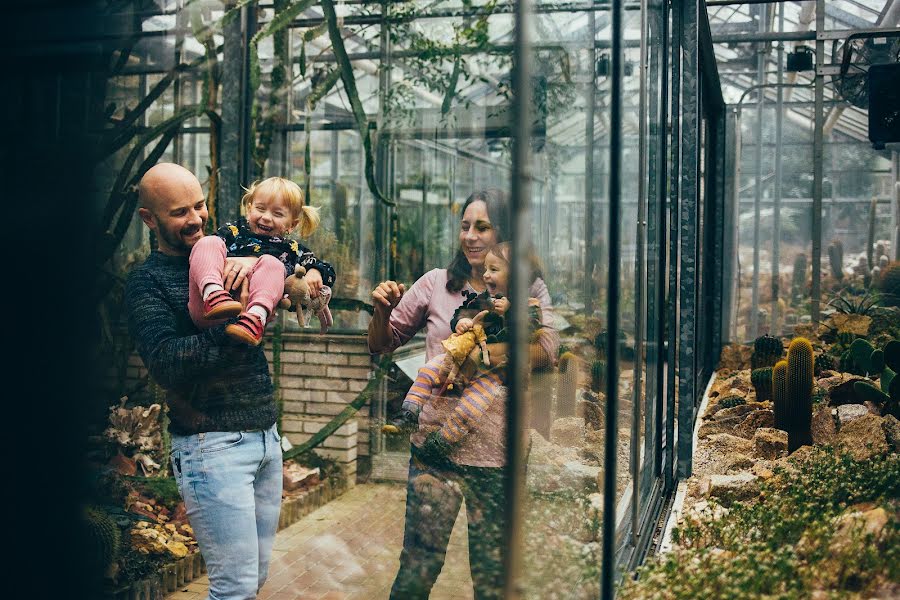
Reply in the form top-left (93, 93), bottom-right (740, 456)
top-left (170, 424), bottom-right (283, 600)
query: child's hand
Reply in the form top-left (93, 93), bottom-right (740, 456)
top-left (492, 296), bottom-right (510, 316)
top-left (304, 268), bottom-right (324, 297)
top-left (455, 318), bottom-right (474, 334)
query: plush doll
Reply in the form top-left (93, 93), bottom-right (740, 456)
top-left (435, 309), bottom-right (491, 397)
top-left (278, 265), bottom-right (334, 333)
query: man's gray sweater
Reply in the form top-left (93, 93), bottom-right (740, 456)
top-left (125, 251), bottom-right (278, 435)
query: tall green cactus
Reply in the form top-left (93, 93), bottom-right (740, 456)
top-left (773, 359), bottom-right (788, 429)
top-left (751, 367), bottom-right (774, 401)
top-left (751, 334), bottom-right (783, 369)
top-left (876, 261), bottom-right (900, 306)
top-left (791, 253), bottom-right (807, 305)
top-left (782, 337), bottom-right (814, 452)
top-left (828, 239), bottom-right (844, 281)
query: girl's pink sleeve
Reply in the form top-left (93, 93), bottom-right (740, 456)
top-left (379, 269), bottom-right (439, 353)
top-left (530, 277), bottom-right (560, 365)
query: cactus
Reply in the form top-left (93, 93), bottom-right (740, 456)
top-left (876, 261), bottom-right (900, 306)
top-left (591, 359), bottom-right (606, 393)
top-left (828, 239), bottom-right (844, 282)
top-left (876, 242), bottom-right (886, 262)
top-left (751, 334), bottom-right (783, 369)
top-left (814, 353), bottom-right (834, 375)
top-left (791, 253), bottom-right (807, 304)
top-left (751, 367), bottom-right (774, 401)
top-left (782, 337), bottom-right (814, 452)
top-left (82, 506), bottom-right (121, 575)
top-left (885, 340), bottom-right (900, 373)
top-left (557, 352), bottom-right (580, 418)
top-left (867, 198), bottom-right (877, 273)
top-left (718, 395), bottom-right (746, 409)
top-left (773, 359), bottom-right (788, 429)
top-left (854, 380), bottom-right (890, 404)
top-left (849, 339), bottom-right (877, 374)
top-left (837, 331), bottom-right (856, 347)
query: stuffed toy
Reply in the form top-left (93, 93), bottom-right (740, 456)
top-left (278, 265), bottom-right (334, 333)
top-left (435, 309), bottom-right (491, 397)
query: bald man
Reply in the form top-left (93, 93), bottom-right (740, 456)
top-left (125, 163), bottom-right (282, 600)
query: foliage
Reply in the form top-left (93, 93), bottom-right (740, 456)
top-left (827, 289), bottom-right (880, 316)
top-left (719, 395), bottom-right (747, 409)
top-left (619, 448), bottom-right (900, 600)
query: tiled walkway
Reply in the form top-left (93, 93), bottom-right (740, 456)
top-left (166, 483), bottom-right (475, 600)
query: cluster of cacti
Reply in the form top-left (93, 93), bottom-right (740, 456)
top-left (876, 261), bottom-right (900, 306)
top-left (750, 334), bottom-right (783, 369)
top-left (82, 506), bottom-right (121, 576)
top-left (814, 353), bottom-right (834, 375)
top-left (828, 239), bottom-right (844, 282)
top-left (853, 340), bottom-right (899, 418)
top-left (718, 395), bottom-right (746, 409)
top-left (751, 367), bottom-right (774, 401)
top-left (791, 253), bottom-right (807, 305)
top-left (772, 337), bottom-right (813, 452)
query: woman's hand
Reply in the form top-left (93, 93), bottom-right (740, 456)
top-left (371, 280), bottom-right (406, 317)
top-left (304, 268), bottom-right (324, 298)
top-left (223, 256), bottom-right (259, 291)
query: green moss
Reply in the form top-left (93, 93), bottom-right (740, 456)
top-left (619, 448), bottom-right (899, 600)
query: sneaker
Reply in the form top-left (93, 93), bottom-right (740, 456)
top-left (225, 312), bottom-right (265, 346)
top-left (203, 289), bottom-right (243, 320)
top-left (381, 408), bottom-right (419, 435)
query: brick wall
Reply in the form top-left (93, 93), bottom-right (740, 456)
top-left (265, 331), bottom-right (376, 482)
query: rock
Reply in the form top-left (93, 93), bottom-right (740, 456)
top-left (718, 344), bottom-right (752, 371)
top-left (827, 313), bottom-right (872, 336)
top-left (837, 414), bottom-right (889, 460)
top-left (835, 403), bottom-right (869, 427)
top-left (753, 428), bottom-right (788, 459)
top-left (723, 453), bottom-right (756, 474)
top-left (817, 374), bottom-right (867, 405)
top-left (830, 506), bottom-right (889, 555)
top-left (882, 414), bottom-right (900, 452)
top-left (698, 417), bottom-right (744, 439)
top-left (734, 410), bottom-right (775, 439)
top-left (529, 440), bottom-right (581, 467)
top-left (714, 403), bottom-right (762, 421)
top-left (706, 433), bottom-right (754, 456)
top-left (166, 540), bottom-right (190, 558)
top-left (550, 417), bottom-right (585, 447)
top-left (811, 405), bottom-right (838, 445)
top-left (699, 473), bottom-right (760, 506)
top-left (751, 463), bottom-right (774, 479)
top-left (109, 452), bottom-right (137, 476)
top-left (526, 461), bottom-right (602, 494)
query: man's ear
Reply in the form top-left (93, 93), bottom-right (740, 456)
top-left (138, 207), bottom-right (155, 229)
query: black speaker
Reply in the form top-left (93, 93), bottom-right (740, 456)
top-left (868, 63), bottom-right (900, 149)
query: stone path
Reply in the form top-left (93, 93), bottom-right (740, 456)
top-left (166, 483), bottom-right (475, 600)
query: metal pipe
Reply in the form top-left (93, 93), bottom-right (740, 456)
top-left (664, 0), bottom-right (680, 494)
top-left (584, 10), bottom-right (598, 317)
top-left (601, 0), bottom-right (623, 596)
top-left (811, 0), bottom-right (824, 322)
top-left (712, 30), bottom-right (814, 44)
top-left (631, 0), bottom-right (649, 550)
top-left (504, 0), bottom-right (533, 595)
top-left (750, 3), bottom-right (767, 339)
top-left (772, 3), bottom-right (784, 333)
top-left (707, 0), bottom-right (796, 5)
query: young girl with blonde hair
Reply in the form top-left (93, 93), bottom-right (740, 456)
top-left (187, 176), bottom-right (335, 345)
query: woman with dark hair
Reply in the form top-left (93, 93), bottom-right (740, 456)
top-left (368, 188), bottom-right (558, 599)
